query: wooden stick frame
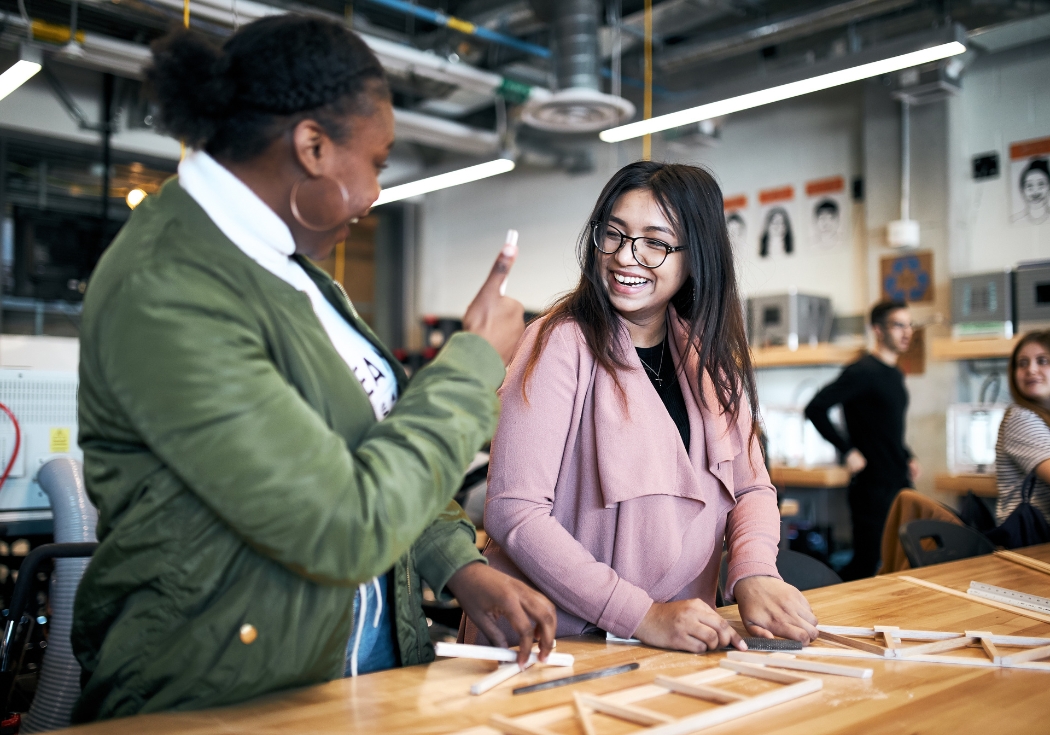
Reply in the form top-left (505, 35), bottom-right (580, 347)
top-left (794, 625), bottom-right (1050, 671)
top-left (486, 661), bottom-right (822, 735)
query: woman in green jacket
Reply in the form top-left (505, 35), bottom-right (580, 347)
top-left (72, 16), bottom-right (555, 721)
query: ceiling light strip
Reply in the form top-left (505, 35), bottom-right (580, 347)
top-left (373, 158), bottom-right (515, 206)
top-left (0, 58), bottom-right (42, 102)
top-left (599, 40), bottom-right (966, 143)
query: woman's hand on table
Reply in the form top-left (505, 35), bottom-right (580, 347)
top-left (733, 575), bottom-right (819, 643)
top-left (446, 562), bottom-right (557, 667)
top-left (463, 239), bottom-right (525, 365)
top-left (633, 599), bottom-right (745, 653)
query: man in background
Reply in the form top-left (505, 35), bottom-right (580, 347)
top-left (805, 301), bottom-right (921, 580)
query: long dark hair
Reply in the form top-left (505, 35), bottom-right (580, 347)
top-left (1009, 330), bottom-right (1050, 429)
top-left (760, 207), bottom-right (793, 256)
top-left (523, 161), bottom-right (759, 443)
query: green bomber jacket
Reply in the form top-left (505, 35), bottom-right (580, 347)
top-left (71, 178), bottom-right (501, 721)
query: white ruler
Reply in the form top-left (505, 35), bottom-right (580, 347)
top-left (968, 582), bottom-right (1050, 615)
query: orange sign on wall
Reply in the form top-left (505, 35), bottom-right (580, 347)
top-left (758, 185), bottom-right (794, 205)
top-left (724, 194), bottom-right (747, 210)
top-left (1009, 136), bottom-right (1050, 160)
top-left (805, 176), bottom-right (845, 197)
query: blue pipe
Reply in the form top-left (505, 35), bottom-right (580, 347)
top-left (364, 0), bottom-right (551, 59)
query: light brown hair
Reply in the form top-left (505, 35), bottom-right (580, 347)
top-left (1009, 330), bottom-right (1050, 429)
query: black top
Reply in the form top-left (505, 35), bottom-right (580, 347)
top-left (636, 340), bottom-right (691, 453)
top-left (804, 354), bottom-right (911, 490)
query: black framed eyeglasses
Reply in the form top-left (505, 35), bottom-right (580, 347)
top-left (590, 221), bottom-right (686, 269)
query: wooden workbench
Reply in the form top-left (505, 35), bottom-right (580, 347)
top-left (53, 546), bottom-right (1050, 735)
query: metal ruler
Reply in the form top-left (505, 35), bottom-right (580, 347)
top-left (968, 582), bottom-right (1050, 615)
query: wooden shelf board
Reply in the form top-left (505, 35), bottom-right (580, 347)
top-left (930, 336), bottom-right (1020, 361)
top-left (770, 465), bottom-right (851, 488)
top-left (752, 344), bottom-right (865, 368)
top-left (934, 472), bottom-right (998, 497)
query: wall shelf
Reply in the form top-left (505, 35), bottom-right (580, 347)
top-left (751, 344), bottom-right (865, 369)
top-left (930, 336), bottom-right (1020, 361)
top-left (934, 472), bottom-right (997, 498)
top-left (770, 465), bottom-right (851, 488)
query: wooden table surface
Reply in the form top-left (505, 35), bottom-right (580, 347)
top-left (54, 546), bottom-right (1050, 735)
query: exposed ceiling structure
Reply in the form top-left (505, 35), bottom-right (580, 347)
top-left (2, 0), bottom-right (1050, 177)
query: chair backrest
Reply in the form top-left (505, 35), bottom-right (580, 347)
top-left (776, 549), bottom-right (843, 591)
top-left (898, 519), bottom-right (996, 569)
top-left (718, 548), bottom-right (841, 604)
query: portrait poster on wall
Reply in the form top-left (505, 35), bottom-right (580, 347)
top-left (724, 194), bottom-right (749, 256)
top-left (880, 251), bottom-right (934, 304)
top-left (805, 175), bottom-right (847, 251)
top-left (1009, 136), bottom-right (1050, 226)
top-left (757, 185), bottom-right (796, 259)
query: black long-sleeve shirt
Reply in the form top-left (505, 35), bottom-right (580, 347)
top-left (804, 354), bottom-right (912, 491)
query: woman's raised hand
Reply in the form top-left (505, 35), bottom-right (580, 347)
top-left (733, 575), bottom-right (819, 643)
top-left (463, 237), bottom-right (525, 365)
top-left (633, 599), bottom-right (745, 653)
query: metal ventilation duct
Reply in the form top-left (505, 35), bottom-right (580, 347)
top-left (521, 0), bottom-right (633, 133)
top-left (554, 0), bottom-right (600, 91)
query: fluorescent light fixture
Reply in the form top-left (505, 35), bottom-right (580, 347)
top-left (599, 40), bottom-right (966, 143)
top-left (373, 158), bottom-right (515, 206)
top-left (0, 46), bottom-right (43, 104)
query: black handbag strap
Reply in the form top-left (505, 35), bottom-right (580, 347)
top-left (1021, 470), bottom-right (1037, 505)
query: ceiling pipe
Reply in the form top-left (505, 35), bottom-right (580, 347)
top-left (361, 0), bottom-right (551, 58)
top-left (553, 0), bottom-right (600, 91)
top-left (658, 0), bottom-right (915, 72)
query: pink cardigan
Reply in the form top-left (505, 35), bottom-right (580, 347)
top-left (466, 309), bottom-right (781, 643)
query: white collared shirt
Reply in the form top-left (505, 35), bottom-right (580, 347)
top-left (178, 151), bottom-right (397, 420)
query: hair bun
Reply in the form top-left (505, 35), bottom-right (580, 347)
top-left (146, 31), bottom-right (232, 149)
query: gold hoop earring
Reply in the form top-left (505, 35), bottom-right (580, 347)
top-left (290, 175), bottom-right (351, 232)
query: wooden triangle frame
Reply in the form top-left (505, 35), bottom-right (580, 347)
top-left (486, 660), bottom-right (822, 735)
top-left (795, 625), bottom-right (1050, 671)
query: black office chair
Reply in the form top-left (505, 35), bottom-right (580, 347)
top-left (898, 519), bottom-right (995, 568)
top-left (718, 549), bottom-right (841, 605)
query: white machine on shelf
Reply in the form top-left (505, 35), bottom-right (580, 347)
top-left (761, 405), bottom-right (837, 468)
top-left (946, 403), bottom-right (1006, 474)
top-left (0, 369), bottom-right (80, 513)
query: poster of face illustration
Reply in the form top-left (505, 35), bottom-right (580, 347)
top-left (805, 175), bottom-right (847, 251)
top-left (723, 193), bottom-right (749, 257)
top-left (757, 185), bottom-right (796, 259)
top-left (1010, 136), bottom-right (1050, 226)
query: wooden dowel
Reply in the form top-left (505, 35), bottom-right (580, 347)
top-left (719, 659), bottom-right (809, 684)
top-left (471, 663), bottom-right (528, 696)
top-left (726, 651), bottom-right (873, 678)
top-left (898, 576), bottom-right (1050, 624)
top-left (489, 714), bottom-right (560, 735)
top-left (653, 675), bottom-right (747, 703)
top-left (897, 636), bottom-right (976, 658)
top-left (572, 694), bottom-right (597, 735)
top-left (434, 643), bottom-right (574, 667)
top-left (1001, 642), bottom-right (1050, 666)
top-left (641, 679), bottom-right (823, 735)
top-left (995, 550), bottom-right (1050, 576)
top-left (818, 629), bottom-right (890, 656)
top-left (574, 694), bottom-right (673, 725)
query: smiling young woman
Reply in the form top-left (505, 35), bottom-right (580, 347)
top-left (995, 331), bottom-right (1050, 524)
top-left (463, 161), bottom-right (819, 653)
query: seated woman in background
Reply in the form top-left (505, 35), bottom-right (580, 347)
top-left (465, 162), bottom-right (819, 653)
top-left (996, 331), bottom-right (1050, 523)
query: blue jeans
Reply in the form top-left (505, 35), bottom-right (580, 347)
top-left (345, 574), bottom-right (398, 676)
